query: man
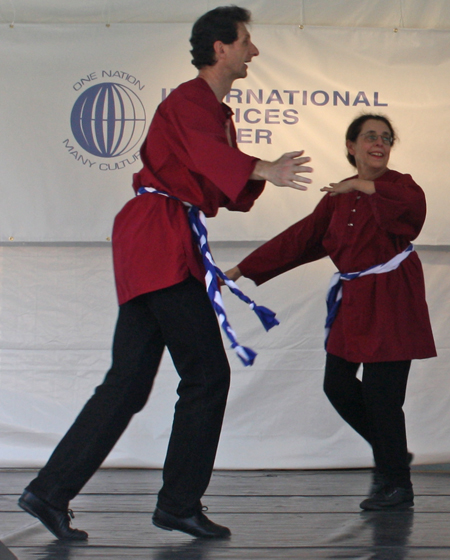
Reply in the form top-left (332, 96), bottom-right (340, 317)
top-left (18, 6), bottom-right (313, 540)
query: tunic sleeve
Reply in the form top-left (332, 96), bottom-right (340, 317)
top-left (159, 90), bottom-right (261, 204)
top-left (370, 171), bottom-right (426, 238)
top-left (239, 194), bottom-right (332, 285)
top-left (224, 179), bottom-right (265, 212)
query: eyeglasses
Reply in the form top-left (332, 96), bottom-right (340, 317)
top-left (358, 132), bottom-right (393, 146)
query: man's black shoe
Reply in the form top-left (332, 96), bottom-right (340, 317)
top-left (18, 490), bottom-right (88, 541)
top-left (360, 486), bottom-right (414, 511)
top-left (152, 507), bottom-right (231, 539)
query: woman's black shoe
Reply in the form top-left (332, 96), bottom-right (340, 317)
top-left (360, 486), bottom-right (414, 511)
top-left (368, 452), bottom-right (414, 496)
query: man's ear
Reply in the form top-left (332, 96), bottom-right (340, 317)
top-left (213, 40), bottom-right (226, 61)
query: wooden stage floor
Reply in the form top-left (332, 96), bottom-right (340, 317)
top-left (0, 467), bottom-right (449, 559)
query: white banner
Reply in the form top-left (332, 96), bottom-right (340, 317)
top-left (1, 244), bottom-right (449, 469)
top-left (1, 24), bottom-right (449, 242)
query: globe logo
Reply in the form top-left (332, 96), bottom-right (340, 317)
top-left (71, 82), bottom-right (146, 158)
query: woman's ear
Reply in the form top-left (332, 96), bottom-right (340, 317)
top-left (346, 139), bottom-right (355, 156)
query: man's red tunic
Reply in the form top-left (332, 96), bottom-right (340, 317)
top-left (112, 77), bottom-right (264, 305)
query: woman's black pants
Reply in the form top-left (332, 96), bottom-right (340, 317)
top-left (27, 277), bottom-right (231, 517)
top-left (323, 353), bottom-right (412, 489)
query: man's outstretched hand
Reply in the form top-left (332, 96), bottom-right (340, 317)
top-left (251, 150), bottom-right (313, 190)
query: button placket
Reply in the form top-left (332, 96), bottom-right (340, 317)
top-left (348, 194), bottom-right (360, 227)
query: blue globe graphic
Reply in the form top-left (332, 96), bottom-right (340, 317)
top-left (71, 82), bottom-right (146, 158)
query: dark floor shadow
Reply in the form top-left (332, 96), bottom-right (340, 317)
top-left (152, 538), bottom-right (222, 560)
top-left (0, 541), bottom-right (18, 560)
top-left (24, 540), bottom-right (88, 560)
top-left (362, 510), bottom-right (414, 560)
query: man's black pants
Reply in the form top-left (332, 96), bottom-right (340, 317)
top-left (27, 277), bottom-right (231, 517)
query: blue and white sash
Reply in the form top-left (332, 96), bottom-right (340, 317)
top-left (324, 243), bottom-right (414, 348)
top-left (137, 186), bottom-right (279, 366)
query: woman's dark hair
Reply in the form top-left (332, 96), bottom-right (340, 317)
top-left (190, 6), bottom-right (251, 69)
top-left (345, 113), bottom-right (397, 167)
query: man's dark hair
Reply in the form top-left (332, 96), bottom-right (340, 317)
top-left (190, 6), bottom-right (251, 69)
top-left (345, 113), bottom-right (397, 167)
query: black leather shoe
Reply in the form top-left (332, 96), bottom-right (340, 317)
top-left (368, 470), bottom-right (388, 496)
top-left (360, 486), bottom-right (414, 511)
top-left (368, 452), bottom-right (414, 496)
top-left (152, 507), bottom-right (231, 539)
top-left (18, 490), bottom-right (88, 541)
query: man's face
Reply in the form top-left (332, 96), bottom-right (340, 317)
top-left (222, 22), bottom-right (259, 80)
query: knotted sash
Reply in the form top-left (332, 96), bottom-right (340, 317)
top-left (324, 243), bottom-right (414, 348)
top-left (137, 186), bottom-right (279, 366)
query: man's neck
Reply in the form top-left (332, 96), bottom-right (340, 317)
top-left (197, 68), bottom-right (233, 103)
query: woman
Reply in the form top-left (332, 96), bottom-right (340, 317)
top-left (226, 114), bottom-right (436, 510)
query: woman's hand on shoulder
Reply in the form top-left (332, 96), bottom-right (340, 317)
top-left (320, 178), bottom-right (375, 196)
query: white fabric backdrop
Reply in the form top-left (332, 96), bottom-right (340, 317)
top-left (2, 0), bottom-right (450, 29)
top-left (0, 244), bottom-right (448, 469)
top-left (1, 23), bottom-right (450, 242)
top-left (1, 12), bottom-right (450, 469)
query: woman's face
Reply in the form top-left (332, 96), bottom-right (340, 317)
top-left (346, 119), bottom-right (392, 179)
